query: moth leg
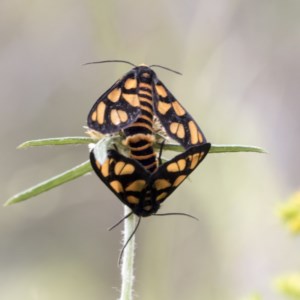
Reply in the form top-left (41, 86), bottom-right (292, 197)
top-left (158, 139), bottom-right (166, 166)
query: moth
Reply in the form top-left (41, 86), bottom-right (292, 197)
top-left (90, 142), bottom-right (210, 217)
top-left (87, 62), bottom-right (207, 153)
top-left (87, 61), bottom-right (210, 262)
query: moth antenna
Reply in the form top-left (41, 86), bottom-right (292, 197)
top-left (149, 64), bottom-right (182, 76)
top-left (118, 216), bottom-right (142, 266)
top-left (108, 211), bottom-right (134, 231)
top-left (83, 60), bottom-right (136, 67)
top-left (153, 212), bottom-right (199, 221)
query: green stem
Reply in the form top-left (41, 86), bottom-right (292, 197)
top-left (120, 206), bottom-right (137, 300)
top-left (17, 136), bottom-right (266, 154)
top-left (4, 160), bottom-right (92, 206)
top-left (155, 143), bottom-right (266, 154)
top-left (5, 137), bottom-right (266, 207)
top-left (209, 144), bottom-right (266, 154)
top-left (17, 137), bottom-right (96, 148)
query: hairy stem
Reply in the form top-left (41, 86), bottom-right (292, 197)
top-left (119, 206), bottom-right (137, 300)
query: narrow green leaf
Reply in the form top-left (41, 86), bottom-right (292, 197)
top-left (17, 136), bottom-right (266, 154)
top-left (17, 137), bottom-right (96, 148)
top-left (4, 160), bottom-right (92, 206)
top-left (8, 136), bottom-right (265, 207)
top-left (209, 144), bottom-right (266, 154)
top-left (155, 143), bottom-right (266, 154)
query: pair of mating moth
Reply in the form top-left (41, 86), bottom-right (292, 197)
top-left (88, 62), bottom-right (210, 219)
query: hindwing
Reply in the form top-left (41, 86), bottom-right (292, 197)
top-left (90, 142), bottom-right (211, 216)
top-left (90, 148), bottom-right (152, 215)
top-left (87, 69), bottom-right (141, 133)
top-left (153, 79), bottom-right (207, 148)
top-left (149, 143), bottom-right (211, 204)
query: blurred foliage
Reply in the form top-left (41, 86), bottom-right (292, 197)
top-left (241, 294), bottom-right (262, 300)
top-left (275, 273), bottom-right (300, 299)
top-left (277, 192), bottom-right (300, 234)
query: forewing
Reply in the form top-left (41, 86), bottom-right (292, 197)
top-left (87, 70), bottom-right (141, 134)
top-left (90, 148), bottom-right (150, 214)
top-left (153, 79), bottom-right (207, 148)
top-left (149, 143), bottom-right (210, 204)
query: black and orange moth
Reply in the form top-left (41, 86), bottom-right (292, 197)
top-left (87, 63), bottom-right (209, 173)
top-left (87, 61), bottom-right (210, 262)
top-left (90, 142), bottom-right (210, 217)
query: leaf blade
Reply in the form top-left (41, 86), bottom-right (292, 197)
top-left (17, 137), bottom-right (96, 149)
top-left (4, 160), bottom-right (92, 206)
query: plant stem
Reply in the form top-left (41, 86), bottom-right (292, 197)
top-left (5, 138), bottom-right (266, 207)
top-left (4, 160), bottom-right (92, 206)
top-left (17, 137), bottom-right (96, 148)
top-left (119, 206), bottom-right (137, 300)
top-left (17, 136), bottom-right (266, 154)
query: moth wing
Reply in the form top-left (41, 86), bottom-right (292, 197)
top-left (149, 143), bottom-right (210, 204)
top-left (90, 148), bottom-right (150, 213)
top-left (153, 79), bottom-right (207, 148)
top-left (87, 70), bottom-right (141, 134)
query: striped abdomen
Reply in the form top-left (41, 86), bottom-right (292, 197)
top-left (123, 73), bottom-right (157, 173)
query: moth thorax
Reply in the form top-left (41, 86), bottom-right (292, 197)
top-left (141, 72), bottom-right (151, 78)
top-left (141, 201), bottom-right (160, 217)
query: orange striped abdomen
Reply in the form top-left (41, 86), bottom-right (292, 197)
top-left (123, 75), bottom-right (157, 173)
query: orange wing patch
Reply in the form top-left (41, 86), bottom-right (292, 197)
top-left (153, 179), bottom-right (171, 190)
top-left (157, 101), bottom-right (171, 115)
top-left (170, 122), bottom-right (185, 139)
top-left (110, 180), bottom-right (124, 193)
top-left (108, 88), bottom-right (121, 102)
top-left (173, 175), bottom-right (187, 187)
top-left (110, 109), bottom-right (129, 125)
top-left (124, 78), bottom-right (137, 90)
top-left (172, 101), bottom-right (185, 116)
top-left (188, 120), bottom-right (204, 144)
top-left (155, 84), bottom-right (168, 98)
top-left (114, 161), bottom-right (135, 175)
top-left (122, 93), bottom-right (140, 107)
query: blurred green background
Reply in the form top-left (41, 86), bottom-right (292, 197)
top-left (1, 1), bottom-right (300, 299)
